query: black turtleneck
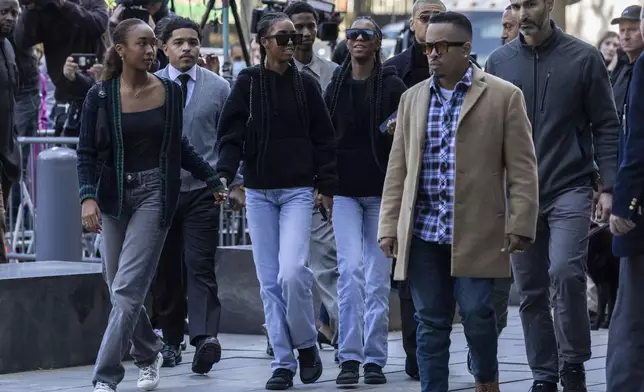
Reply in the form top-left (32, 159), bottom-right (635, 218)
top-left (406, 41), bottom-right (430, 88)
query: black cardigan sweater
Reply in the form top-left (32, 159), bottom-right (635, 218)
top-left (216, 65), bottom-right (338, 196)
top-left (324, 65), bottom-right (406, 197)
top-left (77, 77), bottom-right (223, 227)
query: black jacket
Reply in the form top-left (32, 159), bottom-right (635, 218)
top-left (216, 65), bottom-right (338, 196)
top-left (324, 65), bottom-right (406, 197)
top-left (14, 0), bottom-right (108, 102)
top-left (77, 77), bottom-right (223, 227)
top-left (0, 39), bottom-right (19, 181)
top-left (613, 53), bottom-right (644, 257)
top-left (8, 35), bottom-right (39, 94)
top-left (486, 22), bottom-right (619, 202)
top-left (610, 54), bottom-right (636, 124)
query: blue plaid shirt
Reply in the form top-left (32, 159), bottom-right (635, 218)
top-left (414, 67), bottom-right (473, 244)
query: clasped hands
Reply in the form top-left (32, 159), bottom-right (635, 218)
top-left (592, 192), bottom-right (636, 236)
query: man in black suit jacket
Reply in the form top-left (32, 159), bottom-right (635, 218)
top-left (606, 18), bottom-right (644, 390)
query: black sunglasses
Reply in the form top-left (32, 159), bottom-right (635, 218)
top-left (346, 28), bottom-right (378, 41)
top-left (423, 41), bottom-right (467, 55)
top-left (264, 33), bottom-right (303, 46)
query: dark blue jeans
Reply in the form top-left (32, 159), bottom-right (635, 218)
top-left (407, 236), bottom-right (498, 392)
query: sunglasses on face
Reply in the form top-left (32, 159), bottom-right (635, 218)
top-left (346, 28), bottom-right (378, 41)
top-left (423, 41), bottom-right (467, 55)
top-left (265, 33), bottom-right (304, 46)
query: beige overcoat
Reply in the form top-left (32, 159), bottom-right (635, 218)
top-left (378, 66), bottom-right (539, 281)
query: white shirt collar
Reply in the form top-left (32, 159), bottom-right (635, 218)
top-left (168, 64), bottom-right (198, 83)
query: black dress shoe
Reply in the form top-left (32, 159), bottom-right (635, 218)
top-left (191, 337), bottom-right (222, 374)
top-left (317, 330), bottom-right (332, 349)
top-left (297, 346), bottom-right (323, 384)
top-left (266, 368), bottom-right (295, 390)
top-left (161, 344), bottom-right (182, 368)
top-left (405, 356), bottom-right (419, 380)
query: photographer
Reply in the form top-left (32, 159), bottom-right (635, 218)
top-left (14, 0), bottom-right (107, 138)
top-left (108, 0), bottom-right (172, 33)
top-left (14, 0), bottom-right (108, 102)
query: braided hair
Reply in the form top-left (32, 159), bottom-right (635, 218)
top-left (327, 17), bottom-right (386, 172)
top-left (255, 12), bottom-right (310, 174)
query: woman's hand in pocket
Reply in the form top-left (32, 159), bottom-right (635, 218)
top-left (81, 199), bottom-right (102, 233)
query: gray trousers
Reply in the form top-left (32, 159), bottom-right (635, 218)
top-left (92, 169), bottom-right (168, 387)
top-left (309, 208), bottom-right (339, 343)
top-left (606, 254), bottom-right (644, 391)
top-left (511, 186), bottom-right (592, 383)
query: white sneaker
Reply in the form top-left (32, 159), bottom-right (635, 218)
top-left (136, 352), bottom-right (162, 391)
top-left (94, 381), bottom-right (116, 392)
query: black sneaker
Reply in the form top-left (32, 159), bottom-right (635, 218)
top-left (561, 363), bottom-right (587, 392)
top-left (364, 363), bottom-right (387, 384)
top-left (191, 337), bottom-right (222, 374)
top-left (405, 355), bottom-right (419, 380)
top-left (266, 368), bottom-right (294, 390)
top-left (530, 381), bottom-right (559, 391)
top-left (336, 360), bottom-right (360, 385)
top-left (161, 344), bottom-right (182, 367)
top-left (297, 346), bottom-right (323, 384)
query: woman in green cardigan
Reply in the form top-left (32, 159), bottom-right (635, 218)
top-left (76, 18), bottom-right (225, 392)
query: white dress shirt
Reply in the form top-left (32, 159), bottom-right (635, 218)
top-left (168, 64), bottom-right (198, 105)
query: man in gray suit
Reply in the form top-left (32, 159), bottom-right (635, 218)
top-left (151, 16), bottom-right (235, 375)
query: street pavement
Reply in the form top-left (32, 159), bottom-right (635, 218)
top-left (0, 308), bottom-right (609, 391)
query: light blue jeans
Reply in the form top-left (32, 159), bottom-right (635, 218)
top-left (246, 188), bottom-right (317, 373)
top-left (333, 196), bottom-right (391, 367)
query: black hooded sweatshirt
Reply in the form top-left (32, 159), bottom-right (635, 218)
top-left (216, 64), bottom-right (338, 196)
top-left (324, 65), bottom-right (406, 197)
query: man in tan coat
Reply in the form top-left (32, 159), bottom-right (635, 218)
top-left (378, 12), bottom-right (538, 392)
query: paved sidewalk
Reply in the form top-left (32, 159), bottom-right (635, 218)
top-left (0, 308), bottom-right (609, 391)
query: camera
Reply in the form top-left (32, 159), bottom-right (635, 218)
top-left (116, 0), bottom-right (152, 22)
top-left (251, 0), bottom-right (342, 42)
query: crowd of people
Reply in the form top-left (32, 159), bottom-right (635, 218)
top-left (1, 0), bottom-right (644, 391)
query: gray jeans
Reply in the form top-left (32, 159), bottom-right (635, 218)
top-left (606, 254), bottom-right (644, 391)
top-left (512, 186), bottom-right (592, 383)
top-left (309, 208), bottom-right (339, 343)
top-left (92, 169), bottom-right (168, 387)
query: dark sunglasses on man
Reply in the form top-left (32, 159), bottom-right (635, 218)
top-left (265, 33), bottom-right (304, 46)
top-left (345, 28), bottom-right (379, 41)
top-left (423, 40), bottom-right (467, 55)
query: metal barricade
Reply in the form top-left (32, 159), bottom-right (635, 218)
top-left (5, 132), bottom-right (251, 262)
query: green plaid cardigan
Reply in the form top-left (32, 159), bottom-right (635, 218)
top-left (77, 76), bottom-right (223, 227)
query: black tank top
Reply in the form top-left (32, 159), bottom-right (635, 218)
top-left (121, 105), bottom-right (165, 172)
